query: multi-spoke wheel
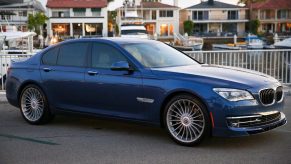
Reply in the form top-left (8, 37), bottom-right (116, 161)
top-left (164, 94), bottom-right (210, 146)
top-left (20, 85), bottom-right (54, 124)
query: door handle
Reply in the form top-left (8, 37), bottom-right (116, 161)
top-left (87, 71), bottom-right (99, 76)
top-left (43, 68), bottom-right (52, 72)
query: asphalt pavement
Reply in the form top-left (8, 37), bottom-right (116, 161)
top-left (0, 93), bottom-right (290, 164)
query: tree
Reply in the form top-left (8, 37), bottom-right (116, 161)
top-left (27, 12), bottom-right (48, 35)
top-left (249, 19), bottom-right (260, 34)
top-left (183, 20), bottom-right (194, 35)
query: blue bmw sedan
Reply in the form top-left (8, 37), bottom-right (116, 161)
top-left (6, 38), bottom-right (287, 146)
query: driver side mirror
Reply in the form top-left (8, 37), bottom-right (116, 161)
top-left (111, 61), bottom-right (133, 71)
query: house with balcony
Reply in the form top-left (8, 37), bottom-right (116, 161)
top-left (116, 0), bottom-right (179, 38)
top-left (0, 0), bottom-right (45, 32)
top-left (46, 0), bottom-right (108, 39)
top-left (180, 0), bottom-right (248, 37)
top-left (249, 0), bottom-right (291, 34)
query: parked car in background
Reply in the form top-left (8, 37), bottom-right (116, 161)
top-left (5, 38), bottom-right (287, 146)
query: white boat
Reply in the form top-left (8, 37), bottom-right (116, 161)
top-left (0, 28), bottom-right (38, 86)
top-left (0, 28), bottom-right (37, 54)
top-left (274, 38), bottom-right (291, 49)
top-left (174, 33), bottom-right (204, 50)
top-left (120, 24), bottom-right (149, 39)
top-left (246, 35), bottom-right (264, 49)
top-left (0, 31), bottom-right (36, 41)
top-left (187, 37), bottom-right (204, 50)
top-left (213, 44), bottom-right (241, 50)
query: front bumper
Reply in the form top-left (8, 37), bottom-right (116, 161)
top-left (227, 112), bottom-right (287, 135)
top-left (212, 112), bottom-right (287, 137)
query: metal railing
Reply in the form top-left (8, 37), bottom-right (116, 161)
top-left (185, 49), bottom-right (291, 84)
top-left (1, 54), bottom-right (33, 90)
top-left (1, 49), bottom-right (291, 91)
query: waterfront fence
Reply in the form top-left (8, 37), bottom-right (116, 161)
top-left (1, 49), bottom-right (291, 91)
top-left (1, 54), bottom-right (33, 90)
top-left (184, 49), bottom-right (291, 85)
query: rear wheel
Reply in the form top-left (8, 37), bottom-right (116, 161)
top-left (164, 94), bottom-right (211, 146)
top-left (20, 85), bottom-right (54, 125)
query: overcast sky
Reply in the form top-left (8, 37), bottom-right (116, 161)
top-left (39, 0), bottom-right (240, 10)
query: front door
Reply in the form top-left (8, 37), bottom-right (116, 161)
top-left (83, 42), bottom-right (144, 120)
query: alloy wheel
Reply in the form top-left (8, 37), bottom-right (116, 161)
top-left (21, 87), bottom-right (45, 122)
top-left (166, 99), bottom-right (205, 143)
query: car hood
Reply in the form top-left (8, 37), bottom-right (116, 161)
top-left (151, 64), bottom-right (279, 89)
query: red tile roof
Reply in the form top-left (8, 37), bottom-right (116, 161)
top-left (47, 0), bottom-right (107, 8)
top-left (251, 0), bottom-right (291, 9)
top-left (139, 2), bottom-right (178, 8)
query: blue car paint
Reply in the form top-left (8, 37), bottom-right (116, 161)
top-left (6, 38), bottom-right (286, 137)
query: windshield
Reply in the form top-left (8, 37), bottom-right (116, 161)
top-left (121, 30), bottom-right (147, 35)
top-left (122, 42), bottom-right (199, 68)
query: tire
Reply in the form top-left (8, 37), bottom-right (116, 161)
top-left (163, 94), bottom-right (211, 146)
top-left (19, 84), bottom-right (54, 125)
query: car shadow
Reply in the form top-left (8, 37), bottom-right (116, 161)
top-left (49, 114), bottom-right (283, 149)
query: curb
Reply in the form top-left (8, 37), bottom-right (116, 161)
top-left (0, 91), bottom-right (7, 103)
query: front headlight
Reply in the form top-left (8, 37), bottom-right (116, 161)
top-left (213, 88), bottom-right (254, 102)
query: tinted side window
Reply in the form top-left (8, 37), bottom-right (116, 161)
top-left (42, 47), bottom-right (59, 65)
top-left (57, 43), bottom-right (89, 67)
top-left (92, 43), bottom-right (127, 69)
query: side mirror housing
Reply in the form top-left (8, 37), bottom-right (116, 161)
top-left (111, 61), bottom-right (133, 71)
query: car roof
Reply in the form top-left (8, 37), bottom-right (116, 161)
top-left (59, 38), bottom-right (156, 45)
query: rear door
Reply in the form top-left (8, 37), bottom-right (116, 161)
top-left (40, 42), bottom-right (90, 111)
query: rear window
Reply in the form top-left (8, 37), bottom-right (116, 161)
top-left (57, 43), bottom-right (89, 67)
top-left (42, 47), bottom-right (59, 65)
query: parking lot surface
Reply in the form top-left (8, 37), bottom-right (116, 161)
top-left (0, 97), bottom-right (290, 164)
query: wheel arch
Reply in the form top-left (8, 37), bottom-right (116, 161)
top-left (17, 80), bottom-right (47, 105)
top-left (159, 90), bottom-right (211, 128)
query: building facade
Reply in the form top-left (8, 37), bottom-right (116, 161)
top-left (46, 0), bottom-right (108, 39)
top-left (250, 0), bottom-right (291, 34)
top-left (0, 0), bottom-right (45, 32)
top-left (181, 0), bottom-right (248, 37)
top-left (116, 0), bottom-right (180, 38)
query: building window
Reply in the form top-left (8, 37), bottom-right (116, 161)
top-left (152, 10), bottom-right (156, 20)
top-left (222, 23), bottom-right (237, 33)
top-left (260, 10), bottom-right (274, 20)
top-left (159, 10), bottom-right (173, 17)
top-left (73, 23), bottom-right (83, 37)
top-left (145, 23), bottom-right (155, 35)
top-left (228, 10), bottom-right (238, 20)
top-left (1, 15), bottom-right (11, 20)
top-left (192, 11), bottom-right (208, 20)
top-left (169, 24), bottom-right (174, 35)
top-left (52, 10), bottom-right (70, 18)
top-left (19, 11), bottom-right (27, 17)
top-left (277, 10), bottom-right (288, 19)
top-left (91, 8), bottom-right (101, 17)
top-left (85, 23), bottom-right (103, 36)
top-left (73, 8), bottom-right (86, 17)
top-left (52, 23), bottom-right (70, 38)
top-left (160, 24), bottom-right (168, 36)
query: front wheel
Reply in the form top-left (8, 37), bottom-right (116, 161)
top-left (20, 84), bottom-right (54, 125)
top-left (164, 94), bottom-right (211, 146)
